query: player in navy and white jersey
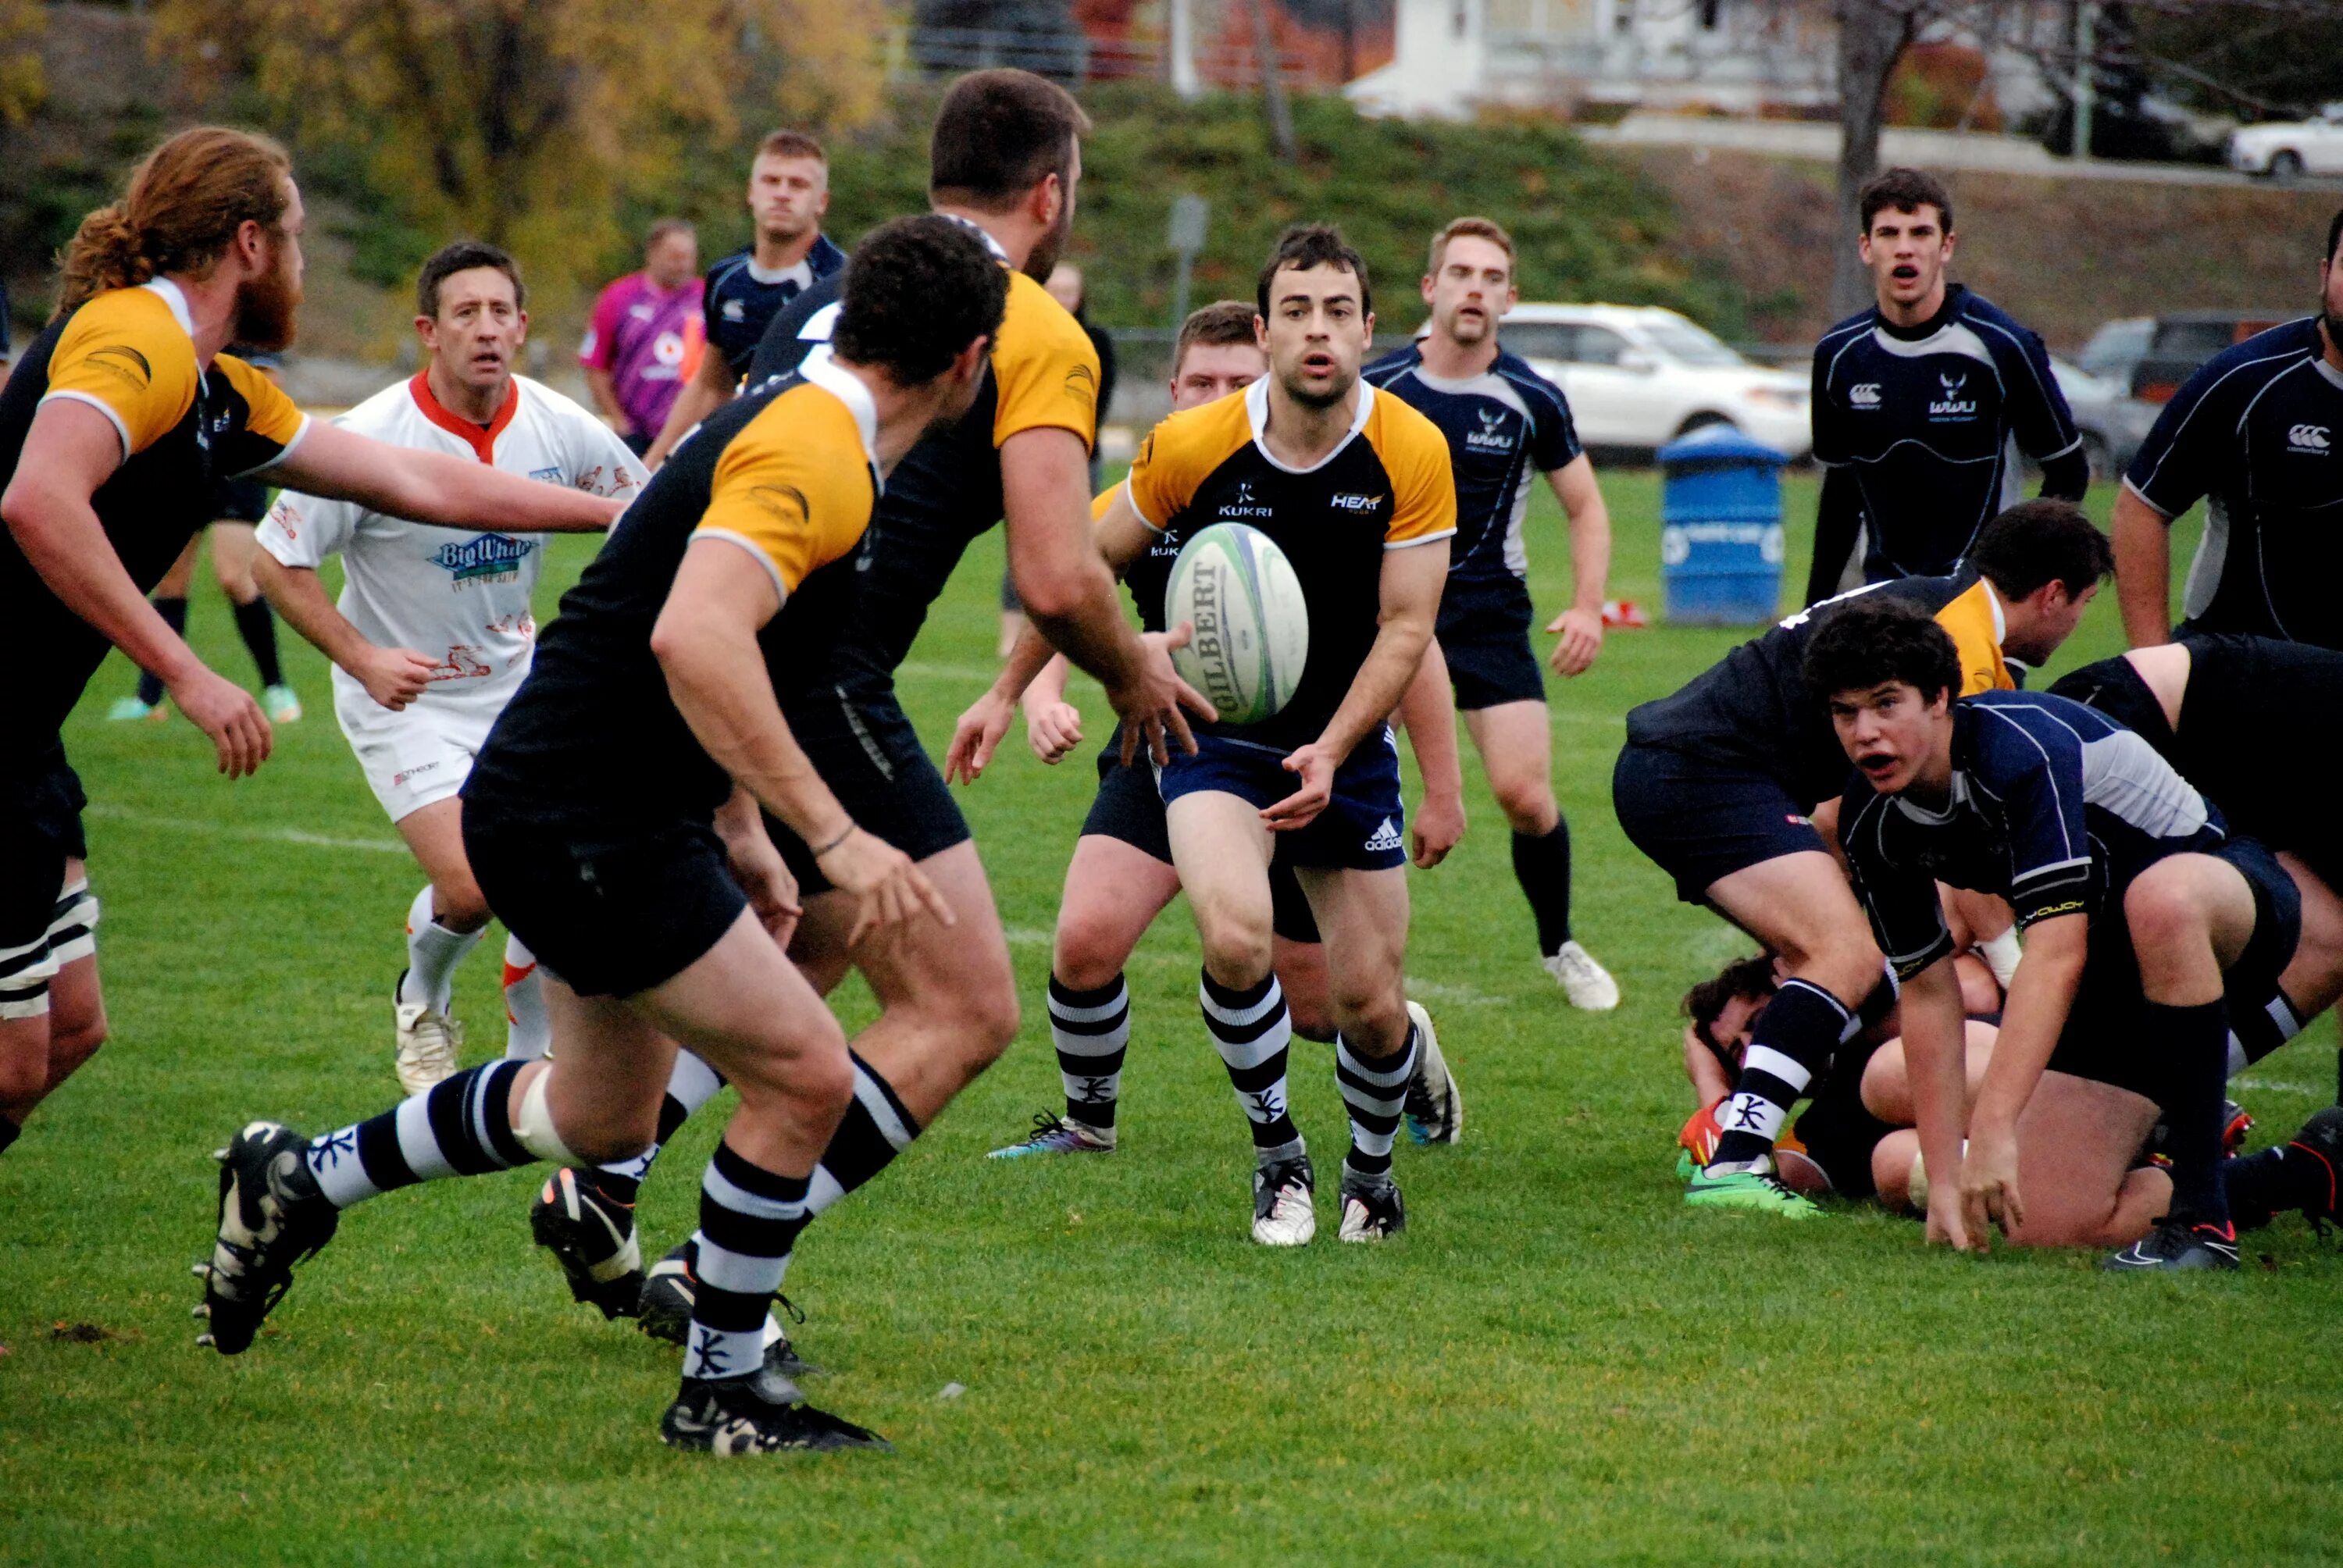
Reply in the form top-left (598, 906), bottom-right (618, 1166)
top-left (1809, 599), bottom-right (2301, 1272)
top-left (1363, 216), bottom-right (1620, 1010)
top-left (1805, 168), bottom-right (2086, 601)
top-left (2113, 210), bottom-right (2343, 650)
top-left (640, 129), bottom-right (846, 469)
top-left (1614, 501), bottom-right (2113, 1217)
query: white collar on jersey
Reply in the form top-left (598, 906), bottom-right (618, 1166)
top-left (936, 212), bottom-right (1015, 265)
top-left (745, 256), bottom-right (815, 288)
top-left (1982, 578), bottom-right (2007, 643)
top-left (140, 277), bottom-right (195, 339)
top-left (1244, 371), bottom-right (1375, 475)
top-left (796, 347), bottom-right (882, 473)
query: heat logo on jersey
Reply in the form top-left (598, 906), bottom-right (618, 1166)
top-left (430, 533), bottom-right (537, 586)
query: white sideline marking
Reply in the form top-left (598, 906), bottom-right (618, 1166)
top-left (84, 803), bottom-right (407, 856)
top-left (1403, 979), bottom-right (1503, 1007)
top-left (2234, 1076), bottom-right (2323, 1096)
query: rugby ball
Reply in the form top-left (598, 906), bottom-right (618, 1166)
top-left (1164, 522), bottom-right (1308, 726)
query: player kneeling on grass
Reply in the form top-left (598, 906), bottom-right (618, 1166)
top-left (1810, 597), bottom-right (2306, 1270)
top-left (950, 300), bottom-right (1468, 1159)
top-left (197, 216), bottom-right (1005, 1455)
top-left (1060, 226), bottom-right (1457, 1245)
top-left (254, 242), bottom-right (647, 1092)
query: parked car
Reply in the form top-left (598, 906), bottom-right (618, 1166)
top-left (2049, 356), bottom-right (2154, 479)
top-left (2129, 310), bottom-right (2296, 404)
top-left (2075, 316), bottom-right (2152, 388)
top-left (2229, 105), bottom-right (2343, 180)
top-left (1489, 304), bottom-right (1812, 459)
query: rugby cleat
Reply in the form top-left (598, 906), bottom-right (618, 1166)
top-left (2103, 1217), bottom-right (2241, 1272)
top-left (105, 695), bottom-right (166, 722)
top-left (1684, 1164), bottom-right (1823, 1219)
top-left (1401, 1000), bottom-right (1462, 1146)
top-left (1250, 1154), bottom-right (1317, 1246)
top-left (987, 1111), bottom-right (1115, 1159)
top-left (262, 683), bottom-right (302, 723)
top-left (636, 1236), bottom-right (815, 1376)
top-left (1544, 940), bottom-right (1621, 1012)
top-left (393, 974), bottom-right (463, 1096)
top-left (1336, 1172), bottom-right (1406, 1242)
top-left (2283, 1106), bottom-right (2343, 1226)
top-left (530, 1167), bottom-right (643, 1320)
top-left (659, 1370), bottom-right (889, 1456)
top-left (194, 1121), bottom-right (339, 1353)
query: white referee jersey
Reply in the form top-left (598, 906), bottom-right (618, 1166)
top-left (257, 372), bottom-right (645, 718)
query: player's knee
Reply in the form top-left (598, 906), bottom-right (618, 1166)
top-left (433, 869), bottom-right (492, 932)
top-left (1778, 924), bottom-right (1881, 1004)
top-left (2122, 875), bottom-right (2205, 957)
top-left (1053, 921), bottom-right (1132, 995)
top-left (962, 970), bottom-right (1022, 1057)
top-left (1194, 896), bottom-right (1273, 987)
top-left (48, 1007), bottom-right (108, 1077)
top-left (0, 1038), bottom-right (48, 1107)
top-left (1491, 777), bottom-right (1557, 835)
top-left (1331, 981), bottom-right (1407, 1054)
top-left (1285, 989), bottom-right (1337, 1043)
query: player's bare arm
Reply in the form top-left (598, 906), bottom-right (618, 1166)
top-left (643, 349), bottom-right (733, 469)
top-left (1, 397), bottom-right (269, 777)
top-left (1267, 534), bottom-right (1449, 832)
top-left (1956, 909), bottom-right (2086, 1245)
top-left (1543, 453), bottom-right (1611, 677)
top-left (250, 553), bottom-right (436, 711)
top-left (651, 537), bottom-right (952, 946)
top-left (2111, 483), bottom-right (2176, 647)
top-left (714, 782), bottom-right (802, 949)
top-left (266, 422), bottom-right (623, 535)
top-left (1396, 639), bottom-right (1465, 868)
top-left (1892, 954), bottom-right (1974, 1249)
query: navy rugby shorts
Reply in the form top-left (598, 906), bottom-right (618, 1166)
top-left (1157, 729), bottom-right (1407, 874)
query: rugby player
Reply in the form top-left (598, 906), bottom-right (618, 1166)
top-left (949, 300), bottom-right (1468, 1158)
top-left (1066, 225), bottom-right (1456, 1245)
top-left (107, 348), bottom-right (299, 726)
top-left (197, 215), bottom-right (1005, 1456)
top-left (2113, 208), bottom-right (2343, 650)
top-left (1613, 499), bottom-right (2111, 1217)
top-left (0, 128), bottom-right (622, 1162)
top-left (253, 242), bottom-right (647, 1090)
top-left (544, 70), bottom-right (1209, 1341)
top-left (640, 130), bottom-right (843, 469)
top-left (579, 218), bottom-right (702, 458)
top-left (1365, 216), bottom-right (1620, 1009)
top-left (1812, 598), bottom-right (2302, 1270)
top-left (1805, 168), bottom-right (2087, 603)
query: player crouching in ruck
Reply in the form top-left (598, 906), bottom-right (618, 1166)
top-left (1809, 598), bottom-right (2305, 1270)
top-left (197, 216), bottom-right (1006, 1454)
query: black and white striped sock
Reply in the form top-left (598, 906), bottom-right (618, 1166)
top-left (304, 1059), bottom-right (531, 1209)
top-left (1336, 1026), bottom-right (1418, 1182)
top-left (685, 1141), bottom-right (811, 1383)
top-left (805, 1052), bottom-right (920, 1217)
top-left (1201, 968), bottom-right (1302, 1164)
top-left (1050, 973), bottom-right (1129, 1135)
top-left (1709, 978), bottom-right (1850, 1171)
top-left (593, 1050), bottom-right (728, 1204)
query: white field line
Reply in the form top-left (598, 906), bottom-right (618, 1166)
top-left (84, 803), bottom-right (408, 856)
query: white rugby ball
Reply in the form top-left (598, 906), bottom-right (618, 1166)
top-left (1164, 522), bottom-right (1308, 726)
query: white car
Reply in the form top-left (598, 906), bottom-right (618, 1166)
top-left (1485, 304), bottom-right (1811, 458)
top-left (2229, 105), bottom-right (2343, 180)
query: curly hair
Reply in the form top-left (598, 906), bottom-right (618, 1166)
top-left (1802, 595), bottom-right (1962, 706)
top-left (830, 215), bottom-right (1009, 386)
top-left (59, 127), bottom-right (292, 316)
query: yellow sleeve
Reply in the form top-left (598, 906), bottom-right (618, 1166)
top-left (1123, 398), bottom-right (1245, 531)
top-left (1090, 486), bottom-right (1117, 522)
top-left (216, 355), bottom-right (308, 448)
top-left (1934, 581), bottom-right (2013, 696)
top-left (694, 385), bottom-right (875, 603)
top-left (1375, 398), bottom-right (1460, 547)
top-left (990, 271), bottom-right (1100, 453)
top-left (41, 290), bottom-right (201, 456)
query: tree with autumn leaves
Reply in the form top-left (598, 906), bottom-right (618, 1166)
top-left (151, 0), bottom-right (887, 303)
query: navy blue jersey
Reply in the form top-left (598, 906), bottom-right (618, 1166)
top-left (2124, 317), bottom-right (2343, 647)
top-left (1361, 345), bottom-right (1579, 587)
top-left (701, 233), bottom-right (847, 380)
top-left (1840, 690), bottom-right (2226, 979)
top-left (1811, 285), bottom-right (2081, 580)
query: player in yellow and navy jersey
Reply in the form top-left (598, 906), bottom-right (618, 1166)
top-left (198, 216), bottom-right (1007, 1458)
top-left (1076, 226), bottom-right (1456, 1246)
top-left (0, 127), bottom-right (622, 1164)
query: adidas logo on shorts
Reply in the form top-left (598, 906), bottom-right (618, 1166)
top-left (1364, 818), bottom-right (1403, 853)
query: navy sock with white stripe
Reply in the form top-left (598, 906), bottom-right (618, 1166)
top-left (685, 1140), bottom-right (811, 1383)
top-left (1050, 973), bottom-right (1129, 1134)
top-left (804, 1052), bottom-right (919, 1217)
top-left (1336, 1025), bottom-right (1418, 1183)
top-left (304, 1059), bottom-right (532, 1208)
top-left (1709, 978), bottom-right (1850, 1171)
top-left (1202, 969), bottom-right (1302, 1164)
top-left (593, 1050), bottom-right (727, 1205)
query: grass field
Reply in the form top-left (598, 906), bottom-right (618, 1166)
top-left (7, 469), bottom-right (2341, 1566)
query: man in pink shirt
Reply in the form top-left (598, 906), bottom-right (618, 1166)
top-left (579, 219), bottom-right (704, 455)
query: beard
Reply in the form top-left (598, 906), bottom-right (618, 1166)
top-left (1023, 198), bottom-right (1073, 285)
top-left (1446, 306), bottom-right (1492, 345)
top-left (2323, 306), bottom-right (2343, 358)
top-left (1278, 362), bottom-right (1355, 411)
top-left (232, 251), bottom-right (301, 353)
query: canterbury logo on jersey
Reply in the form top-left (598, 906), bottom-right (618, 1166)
top-left (1929, 372), bottom-right (1976, 418)
top-left (2288, 423), bottom-right (2331, 452)
top-left (1849, 383), bottom-right (1881, 407)
top-left (722, 300), bottom-right (747, 320)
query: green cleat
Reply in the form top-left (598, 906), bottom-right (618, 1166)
top-left (1684, 1166), bottom-right (1823, 1219)
top-left (262, 684), bottom-right (303, 723)
top-left (107, 695), bottom-right (162, 722)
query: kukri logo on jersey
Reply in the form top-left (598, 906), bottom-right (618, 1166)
top-left (430, 533), bottom-right (537, 586)
top-left (1217, 479), bottom-right (1274, 519)
top-left (1929, 371), bottom-right (1977, 419)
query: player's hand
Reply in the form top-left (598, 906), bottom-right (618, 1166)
top-left (1957, 1123), bottom-right (2024, 1249)
top-left (358, 646), bottom-right (439, 711)
top-left (166, 665), bottom-right (273, 779)
top-left (1410, 789), bottom-right (1465, 868)
top-left (726, 829), bottom-right (804, 950)
top-left (1264, 742), bottom-right (1336, 832)
top-left (945, 690), bottom-right (1017, 784)
top-left (1111, 624), bottom-right (1215, 768)
top-left (1025, 699), bottom-right (1084, 764)
top-left (1545, 607), bottom-right (1604, 677)
top-left (1923, 1188), bottom-right (1974, 1253)
top-left (815, 825), bottom-right (957, 948)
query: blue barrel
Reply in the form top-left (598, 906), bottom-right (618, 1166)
top-left (1657, 423), bottom-right (1788, 625)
